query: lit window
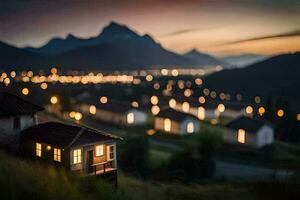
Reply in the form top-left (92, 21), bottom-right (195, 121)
top-left (127, 112), bottom-right (134, 124)
top-left (182, 102), bottom-right (190, 113)
top-left (164, 118), bottom-right (171, 132)
top-left (237, 129), bottom-right (246, 144)
top-left (198, 106), bottom-right (205, 120)
top-left (73, 149), bottom-right (82, 164)
top-left (36, 143), bottom-right (42, 157)
top-left (95, 145), bottom-right (104, 157)
top-left (54, 148), bottom-right (61, 162)
top-left (187, 122), bottom-right (194, 133)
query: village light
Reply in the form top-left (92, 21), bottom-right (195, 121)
top-left (171, 69), bottom-right (179, 77)
top-left (10, 71), bottom-right (16, 78)
top-left (69, 111), bottom-right (76, 118)
top-left (277, 109), bottom-right (284, 118)
top-left (51, 67), bottom-right (58, 74)
top-left (187, 122), bottom-right (194, 133)
top-left (217, 103), bottom-right (225, 113)
top-left (198, 96), bottom-right (206, 104)
top-left (254, 96), bottom-right (261, 104)
top-left (145, 74), bottom-right (153, 82)
top-left (195, 78), bottom-right (203, 86)
top-left (297, 114), bottom-right (300, 121)
top-left (22, 88), bottom-right (29, 95)
top-left (50, 96), bottom-right (58, 104)
top-left (46, 145), bottom-right (51, 151)
top-left (203, 88), bottom-right (210, 96)
top-left (151, 105), bottom-right (160, 115)
top-left (89, 105), bottom-right (97, 115)
top-left (161, 68), bottom-right (168, 76)
top-left (164, 118), bottom-right (171, 132)
top-left (169, 98), bottom-right (176, 108)
top-left (184, 89), bottom-right (192, 97)
top-left (100, 96), bottom-right (108, 104)
top-left (74, 112), bottom-right (83, 121)
top-left (245, 106), bottom-right (253, 114)
top-left (131, 101), bottom-right (139, 108)
top-left (4, 78), bottom-right (10, 86)
top-left (147, 129), bottom-right (156, 136)
top-left (40, 82), bottom-right (48, 90)
top-left (182, 102), bottom-right (190, 113)
top-left (150, 95), bottom-right (159, 105)
top-left (258, 107), bottom-right (265, 116)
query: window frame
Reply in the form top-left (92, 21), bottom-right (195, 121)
top-left (237, 129), bottom-right (246, 144)
top-left (72, 148), bottom-right (82, 164)
top-left (36, 143), bottom-right (42, 157)
top-left (54, 148), bottom-right (61, 162)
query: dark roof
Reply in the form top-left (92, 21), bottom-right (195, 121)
top-left (21, 122), bottom-right (119, 149)
top-left (156, 108), bottom-right (199, 122)
top-left (226, 116), bottom-right (270, 133)
top-left (0, 92), bottom-right (43, 116)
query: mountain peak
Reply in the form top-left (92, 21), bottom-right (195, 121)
top-left (186, 48), bottom-right (202, 55)
top-left (66, 33), bottom-right (77, 40)
top-left (101, 21), bottom-right (138, 38)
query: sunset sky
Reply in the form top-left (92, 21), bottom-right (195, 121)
top-left (0, 0), bottom-right (299, 56)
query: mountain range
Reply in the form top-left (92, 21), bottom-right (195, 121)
top-left (0, 22), bottom-right (226, 71)
top-left (221, 54), bottom-right (268, 67)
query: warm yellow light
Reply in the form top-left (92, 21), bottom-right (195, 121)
top-left (51, 67), bottom-right (58, 74)
top-left (147, 129), bottom-right (156, 136)
top-left (164, 118), bottom-right (171, 132)
top-left (22, 88), bottom-right (29, 95)
top-left (171, 69), bottom-right (179, 77)
top-left (127, 112), bottom-right (134, 124)
top-left (245, 106), bottom-right (253, 114)
top-left (100, 96), bottom-right (108, 104)
top-left (258, 107), bottom-right (265, 116)
top-left (89, 105), bottom-right (97, 115)
top-left (182, 102), bottom-right (190, 113)
top-left (153, 83), bottom-right (160, 90)
top-left (169, 98), bottom-right (177, 108)
top-left (161, 68), bottom-right (168, 76)
top-left (203, 88), bottom-right (210, 96)
top-left (217, 104), bottom-right (225, 113)
top-left (146, 74), bottom-right (153, 82)
top-left (50, 96), bottom-right (58, 104)
top-left (195, 78), bottom-right (203, 85)
top-left (150, 95), bottom-right (159, 105)
top-left (277, 109), bottom-right (284, 118)
top-left (4, 78), bottom-right (10, 86)
top-left (198, 96), bottom-right (205, 104)
top-left (74, 112), bottom-right (83, 121)
top-left (40, 82), bottom-right (48, 90)
top-left (131, 101), bottom-right (139, 108)
top-left (151, 105), bottom-right (160, 115)
top-left (10, 71), bottom-right (16, 78)
top-left (69, 111), bottom-right (76, 118)
top-left (198, 106), bottom-right (205, 120)
top-left (47, 145), bottom-right (51, 151)
top-left (184, 89), bottom-right (192, 97)
top-left (297, 114), bottom-right (300, 121)
top-left (187, 122), bottom-right (194, 133)
top-left (238, 129), bottom-right (246, 144)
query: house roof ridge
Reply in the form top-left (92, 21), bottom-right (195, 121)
top-left (64, 127), bottom-right (85, 149)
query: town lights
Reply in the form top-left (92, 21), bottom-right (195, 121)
top-left (22, 88), bottom-right (29, 95)
top-left (50, 96), bottom-right (58, 104)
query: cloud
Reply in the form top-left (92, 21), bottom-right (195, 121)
top-left (161, 28), bottom-right (204, 37)
top-left (222, 29), bottom-right (300, 45)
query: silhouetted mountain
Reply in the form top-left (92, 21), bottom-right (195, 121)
top-left (221, 54), bottom-right (268, 67)
top-left (0, 22), bottom-right (235, 70)
top-left (204, 52), bottom-right (300, 99)
top-left (183, 49), bottom-right (229, 67)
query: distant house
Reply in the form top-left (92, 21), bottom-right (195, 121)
top-left (80, 101), bottom-right (148, 126)
top-left (154, 108), bottom-right (200, 135)
top-left (21, 122), bottom-right (120, 180)
top-left (223, 116), bottom-right (274, 148)
top-left (0, 92), bottom-right (43, 150)
top-left (220, 102), bottom-right (246, 119)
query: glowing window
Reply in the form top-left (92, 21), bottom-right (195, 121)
top-left (95, 145), bottom-right (104, 157)
top-left (36, 143), bottom-right (42, 157)
top-left (73, 149), bottom-right (82, 164)
top-left (54, 148), bottom-right (61, 162)
top-left (164, 118), bottom-right (171, 132)
top-left (237, 129), bottom-right (246, 144)
top-left (127, 112), bottom-right (134, 124)
top-left (182, 102), bottom-right (190, 113)
top-left (187, 122), bottom-right (194, 133)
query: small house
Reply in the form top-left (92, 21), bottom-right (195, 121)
top-left (21, 122), bottom-right (120, 179)
top-left (0, 92), bottom-right (43, 150)
top-left (154, 108), bottom-right (200, 135)
top-left (223, 116), bottom-right (274, 148)
top-left (81, 100), bottom-right (148, 126)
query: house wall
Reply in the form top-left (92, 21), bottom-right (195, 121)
top-left (222, 128), bottom-right (257, 148)
top-left (126, 109), bottom-right (147, 125)
top-left (256, 126), bottom-right (274, 148)
top-left (221, 110), bottom-right (243, 119)
top-left (180, 118), bottom-right (201, 135)
top-left (154, 117), bottom-right (182, 135)
top-left (0, 114), bottom-right (37, 151)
